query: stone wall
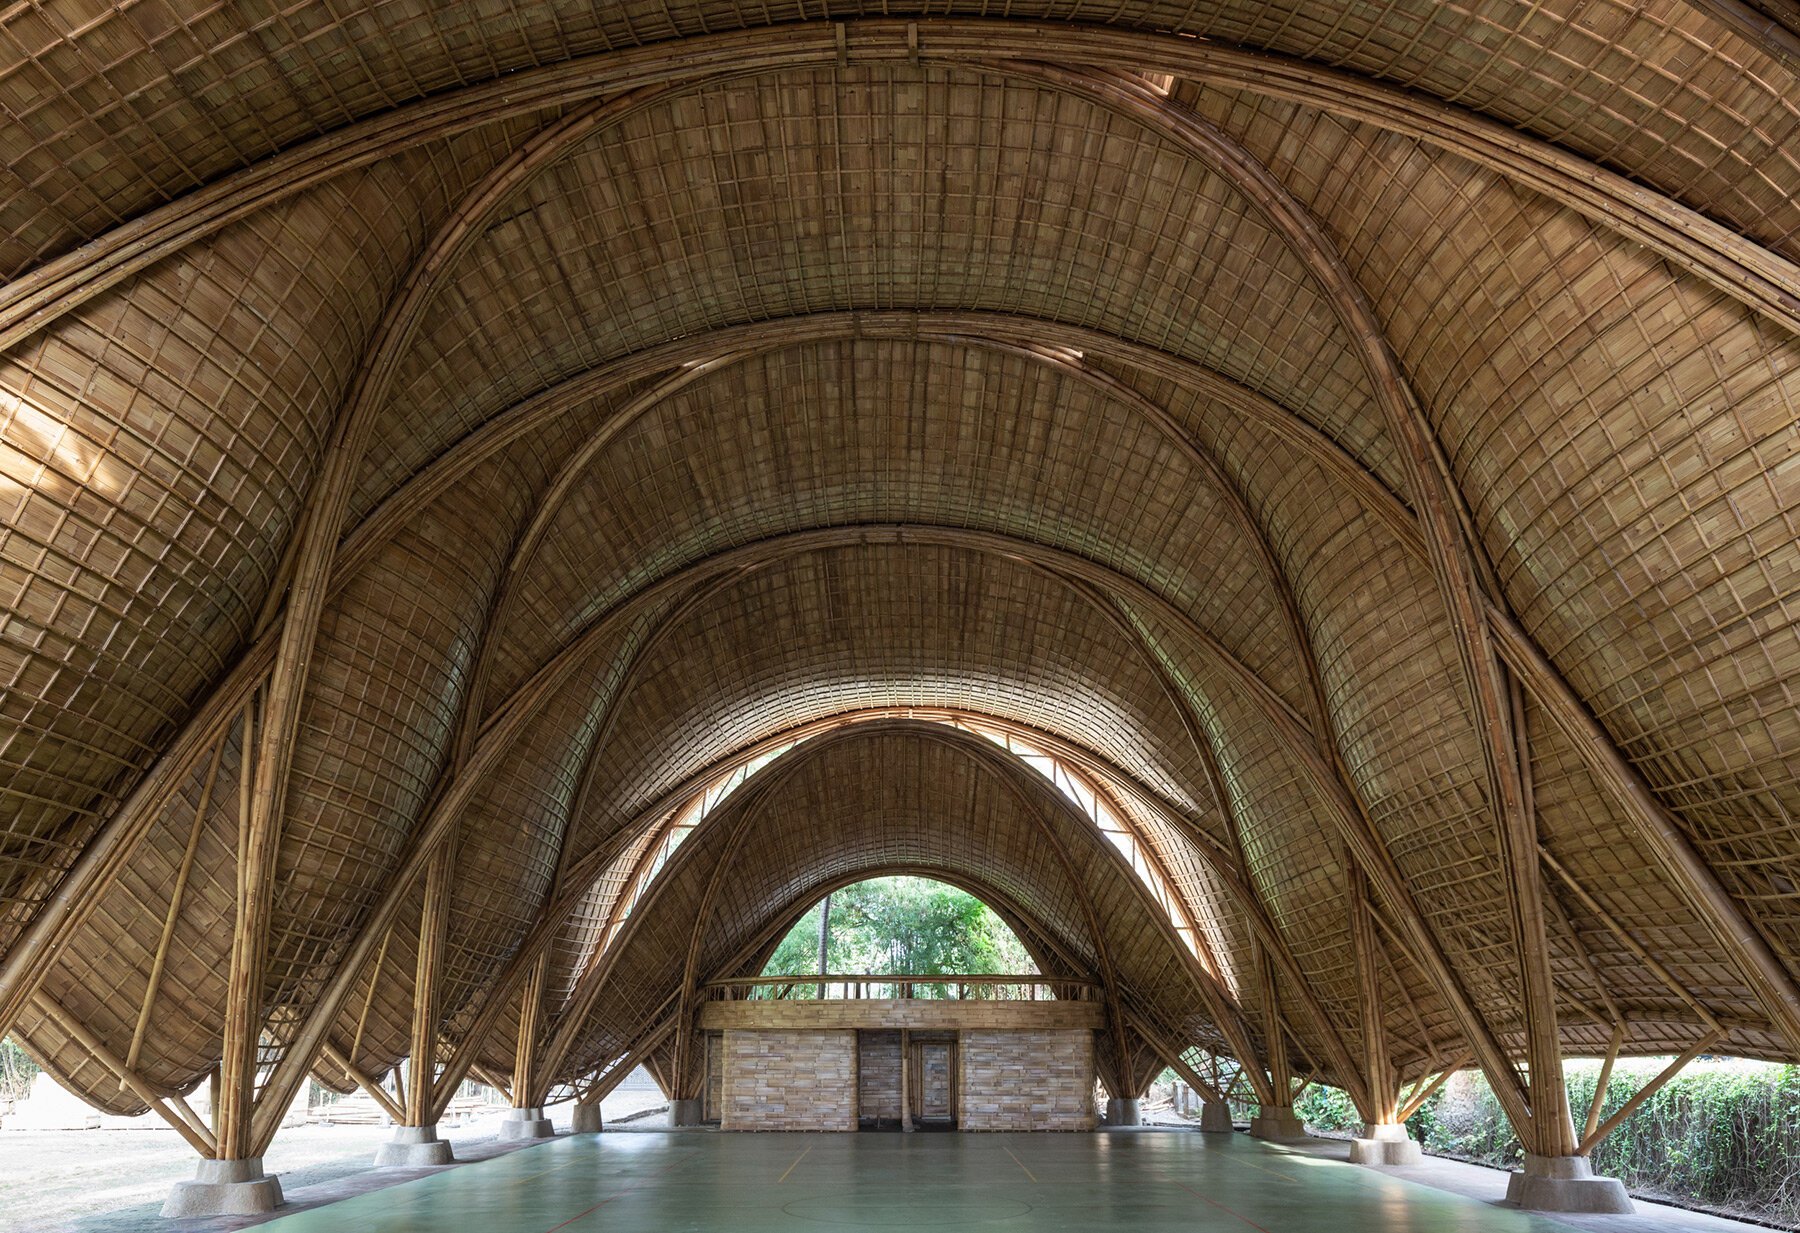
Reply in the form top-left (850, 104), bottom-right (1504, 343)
top-left (959, 1029), bottom-right (1095, 1131)
top-left (857, 1031), bottom-right (901, 1124)
top-left (720, 1029), bottom-right (858, 1131)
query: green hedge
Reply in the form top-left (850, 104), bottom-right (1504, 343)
top-left (1292, 1059), bottom-right (1800, 1227)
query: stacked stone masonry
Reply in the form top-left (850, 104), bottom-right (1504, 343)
top-left (721, 1028), bottom-right (858, 1131)
top-left (857, 1031), bottom-right (902, 1123)
top-left (959, 1029), bottom-right (1095, 1131)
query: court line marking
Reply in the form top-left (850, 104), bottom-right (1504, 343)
top-left (778, 1144), bottom-right (813, 1183)
top-left (1228, 1153), bottom-right (1299, 1183)
top-left (1168, 1176), bottom-right (1278, 1233)
top-left (541, 1147), bottom-right (701, 1233)
top-left (1002, 1145), bottom-right (1038, 1183)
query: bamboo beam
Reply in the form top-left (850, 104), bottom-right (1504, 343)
top-left (1539, 849), bottom-right (1721, 1033)
top-left (469, 1064), bottom-right (514, 1105)
top-left (0, 639), bottom-right (272, 1040)
top-left (1397, 1054), bottom-right (1468, 1123)
top-left (578, 1018), bottom-right (678, 1108)
top-left (127, 738), bottom-right (226, 1073)
top-left (1542, 875), bottom-right (1627, 1031)
top-left (4, 20), bottom-right (1793, 361)
top-left (246, 565), bottom-right (726, 1153)
top-left (1089, 590), bottom-right (1361, 1106)
top-left (1256, 947), bottom-right (1292, 1105)
top-left (1579, 1029), bottom-right (1723, 1154)
top-left (1583, 1024), bottom-right (1626, 1145)
top-left (1124, 1009), bottom-right (1225, 1104)
top-left (32, 992), bottom-right (216, 1157)
top-left (513, 956), bottom-right (549, 1108)
top-left (1051, 63), bottom-right (1558, 1146)
top-left (318, 1041), bottom-right (407, 1125)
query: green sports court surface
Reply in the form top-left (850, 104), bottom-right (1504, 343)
top-left (256, 1130), bottom-right (1596, 1232)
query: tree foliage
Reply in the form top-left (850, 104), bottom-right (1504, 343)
top-left (1291, 1058), bottom-right (1800, 1227)
top-left (1, 1035), bottom-right (40, 1103)
top-left (762, 877), bottom-right (1036, 979)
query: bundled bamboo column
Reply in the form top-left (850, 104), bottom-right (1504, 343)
top-left (407, 845), bottom-right (454, 1125)
top-left (216, 698), bottom-right (269, 1161)
top-left (1348, 867), bottom-right (1396, 1123)
top-left (513, 954), bottom-right (548, 1107)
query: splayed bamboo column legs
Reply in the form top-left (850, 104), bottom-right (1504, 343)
top-left (1508, 1030), bottom-right (1722, 1213)
top-left (1346, 870), bottom-right (1419, 1165)
top-left (166, 699), bottom-right (285, 1219)
top-left (498, 957), bottom-right (556, 1140)
top-left (1247, 948), bottom-right (1311, 1144)
top-left (377, 847), bottom-right (457, 1166)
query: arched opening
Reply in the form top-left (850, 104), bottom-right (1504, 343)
top-left (758, 875), bottom-right (1039, 992)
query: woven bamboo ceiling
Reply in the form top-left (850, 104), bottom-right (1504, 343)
top-left (1, 0), bottom-right (1798, 1139)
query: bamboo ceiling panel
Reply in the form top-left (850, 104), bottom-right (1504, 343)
top-left (1, 0), bottom-right (1798, 1132)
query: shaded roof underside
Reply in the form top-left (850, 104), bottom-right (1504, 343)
top-left (1, 0), bottom-right (1797, 1120)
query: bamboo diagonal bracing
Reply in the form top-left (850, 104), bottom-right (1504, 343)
top-left (0, 0), bottom-right (1797, 1188)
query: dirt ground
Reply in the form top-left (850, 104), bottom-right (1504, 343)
top-left (0, 1090), bottom-right (668, 1233)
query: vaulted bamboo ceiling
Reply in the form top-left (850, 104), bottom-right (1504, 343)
top-left (1, 0), bottom-right (1798, 1138)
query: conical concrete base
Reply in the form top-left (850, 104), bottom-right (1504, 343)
top-left (161, 1158), bottom-right (283, 1218)
top-left (1104, 1097), bottom-right (1142, 1126)
top-left (1506, 1155), bottom-right (1632, 1213)
top-left (1248, 1105), bottom-right (1312, 1144)
top-left (1199, 1102), bottom-right (1234, 1133)
top-left (1349, 1122), bottom-right (1421, 1165)
top-left (669, 1098), bottom-right (704, 1127)
top-left (497, 1106), bottom-right (555, 1140)
top-left (374, 1124), bottom-right (455, 1166)
top-left (571, 1104), bottom-right (603, 1134)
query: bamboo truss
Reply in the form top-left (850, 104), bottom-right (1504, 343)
top-left (0, 0), bottom-right (1796, 1178)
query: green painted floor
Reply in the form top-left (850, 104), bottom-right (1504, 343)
top-left (257, 1130), bottom-right (1592, 1233)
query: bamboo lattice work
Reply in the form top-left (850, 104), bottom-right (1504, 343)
top-left (0, 0), bottom-right (1796, 1168)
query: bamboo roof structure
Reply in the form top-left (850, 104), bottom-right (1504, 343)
top-left (0, 0), bottom-right (1797, 1165)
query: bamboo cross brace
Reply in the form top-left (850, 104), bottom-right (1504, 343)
top-left (318, 1040), bottom-right (406, 1125)
top-left (1578, 1029), bottom-right (1724, 1155)
top-left (32, 992), bottom-right (216, 1157)
top-left (127, 737), bottom-right (226, 1073)
top-left (1397, 1053), bottom-right (1470, 1123)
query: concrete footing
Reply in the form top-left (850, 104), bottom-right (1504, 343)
top-left (497, 1106), bottom-right (555, 1140)
top-left (374, 1123), bottom-right (455, 1166)
top-left (1349, 1122), bottom-right (1421, 1165)
top-left (669, 1098), bottom-right (704, 1127)
top-left (161, 1157), bottom-right (284, 1218)
top-left (1199, 1102), bottom-right (1234, 1133)
top-left (1104, 1097), bottom-right (1142, 1126)
top-left (571, 1104), bottom-right (603, 1134)
top-left (1248, 1105), bottom-right (1312, 1144)
top-left (1506, 1154), bottom-right (1633, 1213)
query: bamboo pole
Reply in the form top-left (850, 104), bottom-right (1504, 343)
top-left (216, 696), bottom-right (263, 1159)
top-left (1349, 866), bottom-right (1395, 1122)
top-left (33, 993), bottom-right (216, 1157)
top-left (1583, 1024), bottom-right (1626, 1145)
top-left (407, 843), bottom-right (454, 1125)
top-left (1397, 1053), bottom-right (1470, 1123)
top-left (127, 738), bottom-right (226, 1072)
top-left (1579, 1030), bottom-right (1723, 1155)
top-left (318, 1041), bottom-right (406, 1125)
top-left (513, 955), bottom-right (548, 1108)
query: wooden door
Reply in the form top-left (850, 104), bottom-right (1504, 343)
top-left (913, 1040), bottom-right (955, 1124)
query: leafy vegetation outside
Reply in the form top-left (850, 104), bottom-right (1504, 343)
top-left (1, 1035), bottom-right (39, 1103)
top-left (1289, 1058), bottom-right (1800, 1228)
top-left (761, 876), bottom-right (1036, 982)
